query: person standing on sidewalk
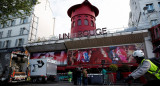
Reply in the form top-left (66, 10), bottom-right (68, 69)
top-left (77, 67), bottom-right (82, 85)
top-left (83, 69), bottom-right (88, 86)
top-left (101, 68), bottom-right (107, 84)
top-left (73, 68), bottom-right (78, 85)
top-left (124, 50), bottom-right (160, 86)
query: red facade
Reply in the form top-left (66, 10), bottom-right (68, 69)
top-left (67, 0), bottom-right (99, 36)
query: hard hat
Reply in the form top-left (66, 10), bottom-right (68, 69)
top-left (132, 50), bottom-right (144, 58)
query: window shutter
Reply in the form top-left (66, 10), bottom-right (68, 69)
top-left (8, 40), bottom-right (11, 48)
top-left (15, 39), bottom-right (18, 47)
top-left (22, 39), bottom-right (24, 46)
top-left (19, 28), bottom-right (21, 35)
top-left (3, 41), bottom-right (6, 48)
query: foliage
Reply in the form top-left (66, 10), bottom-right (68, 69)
top-left (0, 0), bottom-right (39, 22)
top-left (120, 64), bottom-right (131, 72)
top-left (109, 64), bottom-right (118, 72)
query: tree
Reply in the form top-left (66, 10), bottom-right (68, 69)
top-left (0, 0), bottom-right (39, 22)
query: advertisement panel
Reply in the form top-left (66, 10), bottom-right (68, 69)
top-left (67, 44), bottom-right (144, 65)
top-left (29, 59), bottom-right (47, 76)
top-left (30, 51), bottom-right (67, 65)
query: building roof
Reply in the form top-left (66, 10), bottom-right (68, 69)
top-left (67, 0), bottom-right (99, 17)
top-left (25, 30), bottom-right (148, 53)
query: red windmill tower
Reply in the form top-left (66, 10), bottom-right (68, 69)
top-left (67, 0), bottom-right (99, 37)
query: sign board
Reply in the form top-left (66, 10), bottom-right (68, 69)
top-left (59, 28), bottom-right (107, 40)
top-left (30, 51), bottom-right (67, 65)
top-left (67, 43), bottom-right (144, 65)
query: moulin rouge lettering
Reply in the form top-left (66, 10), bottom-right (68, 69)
top-left (59, 28), bottom-right (107, 40)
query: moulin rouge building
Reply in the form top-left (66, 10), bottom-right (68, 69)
top-left (68, 0), bottom-right (99, 36)
top-left (26, 0), bottom-right (154, 71)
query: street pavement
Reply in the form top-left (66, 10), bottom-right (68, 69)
top-left (7, 81), bottom-right (143, 86)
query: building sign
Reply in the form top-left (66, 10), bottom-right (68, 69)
top-left (67, 44), bottom-right (144, 65)
top-left (30, 51), bottom-right (67, 65)
top-left (59, 28), bottom-right (107, 40)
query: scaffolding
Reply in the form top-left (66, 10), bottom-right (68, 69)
top-left (28, 13), bottom-right (39, 42)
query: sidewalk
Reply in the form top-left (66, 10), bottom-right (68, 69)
top-left (58, 81), bottom-right (143, 86)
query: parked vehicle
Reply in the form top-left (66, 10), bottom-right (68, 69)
top-left (29, 59), bottom-right (57, 83)
top-left (0, 51), bottom-right (30, 83)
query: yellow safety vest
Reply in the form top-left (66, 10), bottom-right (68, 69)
top-left (141, 59), bottom-right (160, 79)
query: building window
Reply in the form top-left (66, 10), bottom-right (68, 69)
top-left (7, 21), bottom-right (11, 27)
top-left (91, 20), bottom-right (94, 27)
top-left (84, 19), bottom-right (88, 25)
top-left (151, 19), bottom-right (158, 26)
top-left (18, 39), bottom-right (23, 46)
top-left (24, 17), bottom-right (28, 24)
top-left (158, 2), bottom-right (160, 7)
top-left (3, 40), bottom-right (11, 48)
top-left (7, 30), bottom-right (12, 37)
top-left (11, 20), bottom-right (16, 26)
top-left (20, 17), bottom-right (28, 24)
top-left (146, 3), bottom-right (154, 13)
top-left (20, 28), bottom-right (25, 35)
top-left (15, 38), bottom-right (24, 47)
top-left (78, 19), bottom-right (81, 26)
top-left (3, 22), bottom-right (7, 28)
top-left (0, 31), bottom-right (3, 38)
top-left (2, 21), bottom-right (11, 28)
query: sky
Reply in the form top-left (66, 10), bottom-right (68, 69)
top-left (41, 0), bottom-right (131, 37)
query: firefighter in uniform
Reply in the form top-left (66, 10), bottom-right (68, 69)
top-left (124, 50), bottom-right (160, 86)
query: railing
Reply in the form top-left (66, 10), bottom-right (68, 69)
top-left (27, 26), bottom-right (150, 44)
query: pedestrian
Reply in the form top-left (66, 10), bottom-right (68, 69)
top-left (124, 50), bottom-right (160, 86)
top-left (82, 68), bottom-right (88, 86)
top-left (73, 68), bottom-right (78, 85)
top-left (68, 70), bottom-right (72, 83)
top-left (77, 67), bottom-right (82, 85)
top-left (101, 68), bottom-right (107, 84)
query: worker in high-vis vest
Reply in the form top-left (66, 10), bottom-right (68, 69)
top-left (68, 70), bottom-right (72, 83)
top-left (124, 50), bottom-right (160, 86)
